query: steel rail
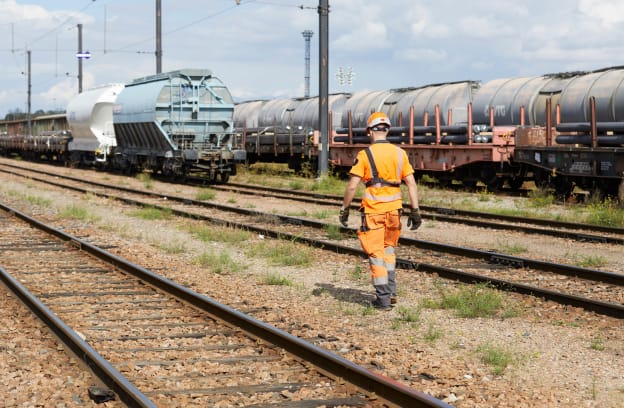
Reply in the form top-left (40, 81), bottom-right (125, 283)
top-left (0, 265), bottom-right (156, 408)
top-left (0, 202), bottom-right (452, 408)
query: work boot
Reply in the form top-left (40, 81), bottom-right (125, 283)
top-left (390, 296), bottom-right (397, 305)
top-left (371, 298), bottom-right (392, 311)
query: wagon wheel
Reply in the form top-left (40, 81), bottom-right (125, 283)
top-left (507, 176), bottom-right (525, 190)
top-left (208, 170), bottom-right (218, 184)
top-left (596, 178), bottom-right (622, 201)
top-left (462, 180), bottom-right (478, 190)
top-left (480, 166), bottom-right (502, 192)
top-left (485, 178), bottom-right (503, 192)
top-left (437, 176), bottom-right (452, 188)
top-left (532, 170), bottom-right (550, 189)
top-left (553, 176), bottom-right (574, 198)
top-left (218, 171), bottom-right (230, 184)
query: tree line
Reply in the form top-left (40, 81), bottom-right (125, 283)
top-left (3, 108), bottom-right (64, 121)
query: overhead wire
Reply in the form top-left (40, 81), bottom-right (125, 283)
top-left (112, 1), bottom-right (244, 53)
top-left (110, 0), bottom-right (314, 54)
top-left (24, 0), bottom-right (99, 50)
top-left (2, 0), bottom-right (316, 114)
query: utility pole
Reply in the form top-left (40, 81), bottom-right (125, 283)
top-left (156, 0), bottom-right (162, 74)
top-left (317, 0), bottom-right (329, 176)
top-left (77, 23), bottom-right (83, 93)
top-left (302, 30), bottom-right (313, 98)
top-left (27, 50), bottom-right (31, 135)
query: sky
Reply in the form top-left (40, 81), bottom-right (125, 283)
top-left (1, 0), bottom-right (624, 118)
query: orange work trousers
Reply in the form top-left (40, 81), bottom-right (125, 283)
top-left (356, 210), bottom-right (401, 286)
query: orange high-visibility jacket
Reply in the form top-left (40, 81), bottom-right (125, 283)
top-left (349, 141), bottom-right (414, 213)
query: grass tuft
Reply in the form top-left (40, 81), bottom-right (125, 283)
top-left (195, 251), bottom-right (246, 275)
top-left (127, 206), bottom-right (172, 220)
top-left (187, 224), bottom-right (251, 243)
top-left (423, 282), bottom-right (504, 318)
top-left (59, 204), bottom-right (101, 222)
top-left (261, 273), bottom-right (294, 286)
top-left (195, 188), bottom-right (216, 201)
top-left (247, 239), bottom-right (313, 266)
top-left (476, 343), bottom-right (518, 375)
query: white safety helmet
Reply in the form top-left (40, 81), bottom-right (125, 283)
top-left (366, 111), bottom-right (391, 129)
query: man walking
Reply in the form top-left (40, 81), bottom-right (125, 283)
top-left (339, 112), bottom-right (421, 310)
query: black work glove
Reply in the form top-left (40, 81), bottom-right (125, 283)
top-left (339, 206), bottom-right (350, 227)
top-left (406, 207), bottom-right (422, 230)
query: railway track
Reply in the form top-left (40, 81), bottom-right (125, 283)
top-left (2, 160), bottom-right (623, 245)
top-left (211, 181), bottom-right (624, 245)
top-left (0, 202), bottom-right (450, 407)
top-left (1, 162), bottom-right (622, 319)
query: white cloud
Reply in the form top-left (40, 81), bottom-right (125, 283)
top-left (333, 21), bottom-right (390, 52)
top-left (39, 75), bottom-right (82, 109)
top-left (578, 0), bottom-right (624, 26)
top-left (2, 0), bottom-right (624, 117)
top-left (396, 48), bottom-right (447, 62)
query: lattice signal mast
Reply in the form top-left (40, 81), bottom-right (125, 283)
top-left (302, 30), bottom-right (314, 97)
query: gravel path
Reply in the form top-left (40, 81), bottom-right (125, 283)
top-left (0, 163), bottom-right (623, 407)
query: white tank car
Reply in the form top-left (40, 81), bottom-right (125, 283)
top-left (65, 83), bottom-right (125, 163)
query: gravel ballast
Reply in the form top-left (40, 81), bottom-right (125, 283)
top-left (0, 163), bottom-right (622, 407)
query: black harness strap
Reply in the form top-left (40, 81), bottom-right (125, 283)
top-left (364, 147), bottom-right (401, 188)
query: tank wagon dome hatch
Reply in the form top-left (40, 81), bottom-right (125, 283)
top-left (113, 68), bottom-right (236, 156)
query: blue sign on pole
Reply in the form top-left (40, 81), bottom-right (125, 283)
top-left (76, 51), bottom-right (91, 59)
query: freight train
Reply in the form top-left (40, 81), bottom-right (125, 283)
top-left (0, 69), bottom-right (245, 183)
top-left (234, 66), bottom-right (624, 200)
top-left (1, 67), bottom-right (623, 200)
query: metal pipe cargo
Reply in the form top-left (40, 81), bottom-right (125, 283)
top-left (555, 134), bottom-right (624, 146)
top-left (555, 122), bottom-right (624, 133)
top-left (334, 125), bottom-right (469, 135)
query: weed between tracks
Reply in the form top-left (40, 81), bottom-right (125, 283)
top-left (6, 189), bottom-right (52, 207)
top-left (59, 204), bottom-right (101, 223)
top-left (196, 251), bottom-right (246, 275)
top-left (187, 224), bottom-right (251, 243)
top-left (422, 282), bottom-right (519, 319)
top-left (247, 239), bottom-right (313, 267)
top-left (127, 206), bottom-right (172, 220)
top-left (195, 188), bottom-right (216, 201)
top-left (476, 343), bottom-right (525, 375)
